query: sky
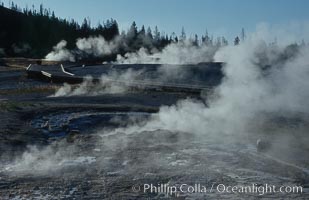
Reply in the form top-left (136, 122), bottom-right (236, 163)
top-left (2, 0), bottom-right (309, 42)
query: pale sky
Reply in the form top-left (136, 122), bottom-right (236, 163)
top-left (2, 0), bottom-right (309, 42)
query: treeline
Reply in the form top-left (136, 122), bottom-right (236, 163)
top-left (0, 2), bottom-right (120, 58)
top-left (0, 1), bottom-right (237, 60)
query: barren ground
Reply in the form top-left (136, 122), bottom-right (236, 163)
top-left (0, 59), bottom-right (308, 199)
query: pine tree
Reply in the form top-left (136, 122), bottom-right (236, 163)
top-left (153, 26), bottom-right (160, 42)
top-left (139, 25), bottom-right (146, 37)
top-left (128, 21), bottom-right (138, 39)
top-left (193, 34), bottom-right (199, 46)
top-left (180, 27), bottom-right (186, 41)
top-left (146, 27), bottom-right (153, 39)
top-left (202, 29), bottom-right (210, 46)
top-left (234, 36), bottom-right (240, 45)
top-left (241, 28), bottom-right (246, 42)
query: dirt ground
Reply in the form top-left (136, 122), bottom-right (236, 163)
top-left (0, 59), bottom-right (308, 199)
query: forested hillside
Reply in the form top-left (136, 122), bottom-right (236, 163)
top-left (0, 3), bottom-right (121, 58)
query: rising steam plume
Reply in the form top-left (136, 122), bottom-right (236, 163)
top-left (6, 22), bottom-right (309, 175)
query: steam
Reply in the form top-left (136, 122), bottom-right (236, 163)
top-left (5, 23), bottom-right (309, 175)
top-left (45, 36), bottom-right (125, 61)
top-left (76, 35), bottom-right (122, 57)
top-left (96, 24), bottom-right (309, 148)
top-left (44, 36), bottom-right (217, 64)
top-left (3, 142), bottom-right (96, 174)
top-left (45, 40), bottom-right (75, 62)
top-left (116, 40), bottom-right (217, 64)
top-left (12, 43), bottom-right (31, 54)
top-left (53, 69), bottom-right (144, 97)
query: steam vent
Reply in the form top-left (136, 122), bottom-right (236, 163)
top-left (1, 0), bottom-right (309, 199)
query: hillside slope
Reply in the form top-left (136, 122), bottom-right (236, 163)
top-left (0, 5), bottom-right (119, 58)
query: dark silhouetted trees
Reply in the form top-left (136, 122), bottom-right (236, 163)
top-left (1, 1), bottom-right (278, 61)
top-left (234, 36), bottom-right (240, 45)
top-left (0, 3), bottom-right (121, 58)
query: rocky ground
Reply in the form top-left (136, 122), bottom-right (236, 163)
top-left (0, 59), bottom-right (308, 199)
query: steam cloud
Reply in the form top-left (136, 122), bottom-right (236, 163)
top-left (44, 35), bottom-right (218, 64)
top-left (76, 35), bottom-right (122, 57)
top-left (95, 23), bottom-right (309, 155)
top-left (52, 69), bottom-right (144, 97)
top-left (45, 40), bottom-right (75, 62)
top-left (115, 40), bottom-right (217, 64)
top-left (5, 23), bottom-right (309, 174)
